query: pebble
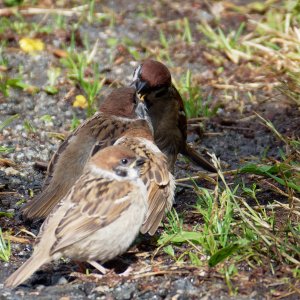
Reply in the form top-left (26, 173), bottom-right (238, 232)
top-left (4, 167), bottom-right (20, 176)
top-left (57, 276), bottom-right (68, 285)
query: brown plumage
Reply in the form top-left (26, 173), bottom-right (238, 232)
top-left (115, 126), bottom-right (175, 235)
top-left (132, 59), bottom-right (216, 173)
top-left (5, 146), bottom-right (148, 289)
top-left (22, 87), bottom-right (150, 220)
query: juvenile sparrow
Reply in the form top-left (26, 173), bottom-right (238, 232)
top-left (114, 125), bottom-right (175, 235)
top-left (5, 146), bottom-right (148, 289)
top-left (22, 87), bottom-right (151, 220)
top-left (131, 59), bottom-right (216, 173)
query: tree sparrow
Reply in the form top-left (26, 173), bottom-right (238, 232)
top-left (114, 125), bottom-right (175, 235)
top-left (131, 59), bottom-right (216, 173)
top-left (5, 146), bottom-right (148, 289)
top-left (22, 87), bottom-right (151, 220)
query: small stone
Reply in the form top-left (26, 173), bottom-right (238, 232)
top-left (57, 276), bottom-right (68, 285)
top-left (35, 284), bottom-right (45, 291)
top-left (4, 167), bottom-right (20, 176)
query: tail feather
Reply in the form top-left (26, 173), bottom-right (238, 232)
top-left (182, 145), bottom-right (216, 172)
top-left (4, 253), bottom-right (48, 289)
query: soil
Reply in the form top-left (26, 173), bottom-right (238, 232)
top-left (0, 0), bottom-right (299, 299)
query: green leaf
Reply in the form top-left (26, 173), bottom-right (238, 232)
top-left (163, 245), bottom-right (175, 257)
top-left (0, 114), bottom-right (19, 131)
top-left (239, 163), bottom-right (300, 192)
top-left (40, 114), bottom-right (53, 123)
top-left (4, 0), bottom-right (23, 7)
top-left (0, 211), bottom-right (14, 218)
top-left (208, 240), bottom-right (248, 267)
top-left (239, 163), bottom-right (279, 175)
top-left (0, 228), bottom-right (10, 262)
top-left (158, 231), bottom-right (202, 245)
top-left (0, 146), bottom-right (14, 153)
top-left (189, 252), bottom-right (202, 266)
top-left (44, 86), bottom-right (58, 95)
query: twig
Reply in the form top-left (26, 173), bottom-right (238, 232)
top-left (132, 269), bottom-right (190, 279)
top-left (3, 235), bottom-right (31, 244)
top-left (262, 180), bottom-right (300, 204)
top-left (176, 169), bottom-right (237, 183)
top-left (187, 117), bottom-right (208, 123)
top-left (176, 183), bottom-right (195, 189)
top-left (273, 201), bottom-right (300, 216)
top-left (0, 6), bottom-right (108, 18)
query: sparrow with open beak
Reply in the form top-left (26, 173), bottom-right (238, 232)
top-left (114, 125), bottom-right (175, 235)
top-left (5, 146), bottom-right (148, 289)
top-left (22, 87), bottom-right (151, 220)
top-left (131, 59), bottom-right (216, 173)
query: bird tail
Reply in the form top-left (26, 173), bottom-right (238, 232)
top-left (182, 145), bottom-right (216, 172)
top-left (4, 252), bottom-right (48, 289)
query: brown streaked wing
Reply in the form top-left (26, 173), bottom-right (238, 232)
top-left (22, 113), bottom-right (136, 220)
top-left (50, 176), bottom-right (134, 254)
top-left (117, 137), bottom-right (172, 235)
top-left (44, 112), bottom-right (104, 189)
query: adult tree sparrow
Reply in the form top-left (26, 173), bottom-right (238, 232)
top-left (114, 126), bottom-right (175, 235)
top-left (131, 59), bottom-right (216, 172)
top-left (5, 146), bottom-right (147, 289)
top-left (22, 87), bottom-right (151, 220)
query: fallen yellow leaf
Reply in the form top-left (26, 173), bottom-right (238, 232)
top-left (73, 95), bottom-right (88, 109)
top-left (19, 37), bottom-right (45, 53)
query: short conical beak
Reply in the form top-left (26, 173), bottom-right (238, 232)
top-left (131, 79), bottom-right (147, 94)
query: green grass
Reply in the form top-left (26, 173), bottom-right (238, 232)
top-left (175, 69), bottom-right (217, 118)
top-left (198, 21), bottom-right (250, 64)
top-left (0, 114), bottom-right (19, 131)
top-left (0, 228), bottom-right (11, 262)
top-left (160, 115), bottom-right (300, 279)
top-left (61, 50), bottom-right (104, 116)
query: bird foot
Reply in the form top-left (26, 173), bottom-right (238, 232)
top-left (87, 260), bottom-right (108, 275)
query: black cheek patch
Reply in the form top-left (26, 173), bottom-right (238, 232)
top-left (115, 169), bottom-right (128, 177)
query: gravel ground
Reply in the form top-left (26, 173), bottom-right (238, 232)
top-left (0, 1), bottom-right (300, 299)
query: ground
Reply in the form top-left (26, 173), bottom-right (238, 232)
top-left (0, 0), bottom-right (299, 299)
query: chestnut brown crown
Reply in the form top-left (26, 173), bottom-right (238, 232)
top-left (133, 59), bottom-right (172, 90)
top-left (90, 145), bottom-right (145, 174)
top-left (99, 87), bottom-right (137, 118)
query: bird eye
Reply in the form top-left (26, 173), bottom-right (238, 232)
top-left (121, 158), bottom-right (128, 165)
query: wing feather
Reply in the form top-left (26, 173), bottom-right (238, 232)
top-left (50, 176), bottom-right (134, 253)
top-left (115, 137), bottom-right (174, 235)
top-left (22, 114), bottom-right (147, 219)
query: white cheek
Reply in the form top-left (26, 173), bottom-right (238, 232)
top-left (132, 65), bottom-right (142, 81)
top-left (126, 168), bottom-right (139, 180)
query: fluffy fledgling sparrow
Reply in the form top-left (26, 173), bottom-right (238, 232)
top-left (5, 146), bottom-right (147, 289)
top-left (131, 59), bottom-right (216, 173)
top-left (114, 125), bottom-right (175, 235)
top-left (22, 87), bottom-right (151, 220)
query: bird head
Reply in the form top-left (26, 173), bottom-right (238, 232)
top-left (89, 145), bottom-right (146, 180)
top-left (131, 59), bottom-right (172, 109)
